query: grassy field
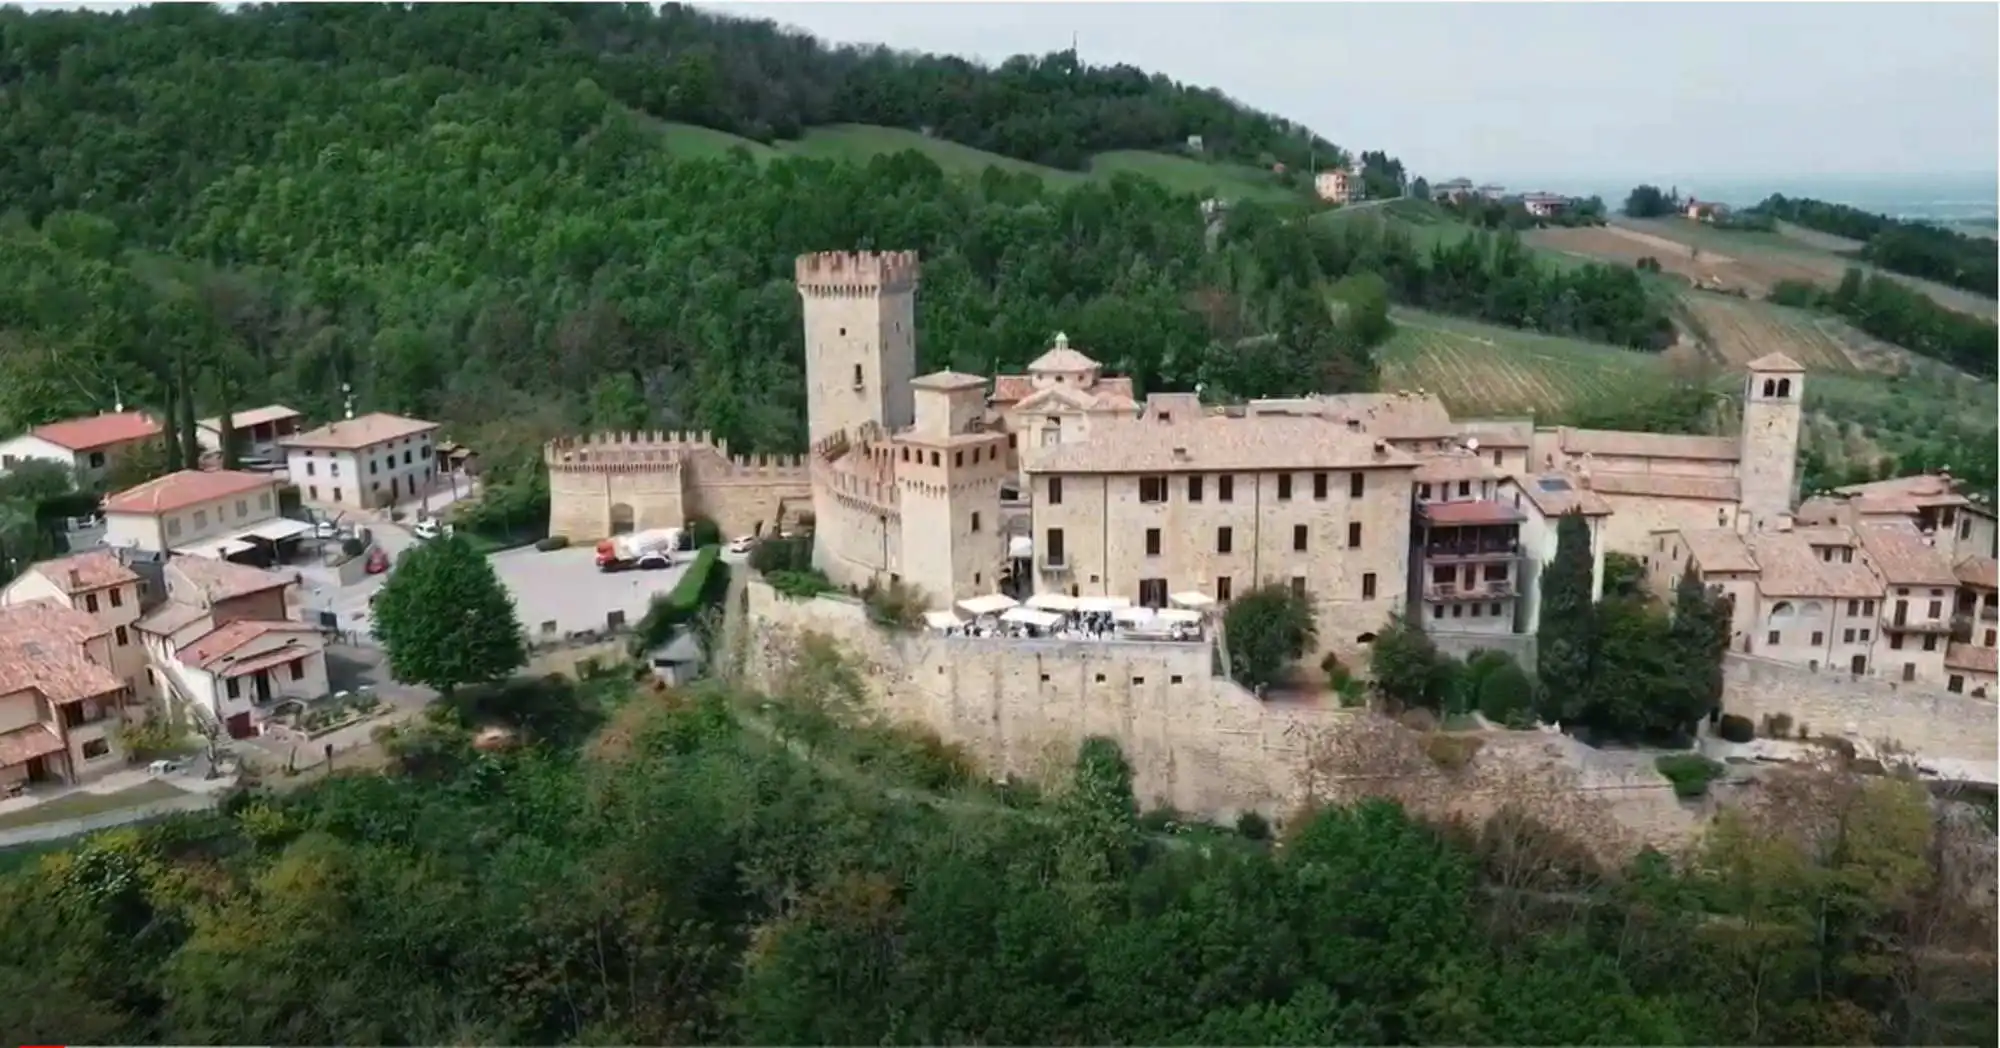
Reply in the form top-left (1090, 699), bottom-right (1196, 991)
top-left (1677, 294), bottom-right (1874, 373)
top-left (0, 779), bottom-right (188, 831)
top-left (1378, 309), bottom-right (1670, 417)
top-left (645, 120), bottom-right (1308, 203)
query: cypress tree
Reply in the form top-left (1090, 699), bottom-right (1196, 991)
top-left (1535, 510), bottom-right (1596, 724)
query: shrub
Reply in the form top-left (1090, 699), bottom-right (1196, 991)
top-left (1397, 707), bottom-right (1438, 733)
top-left (687, 515), bottom-right (723, 549)
top-left (1717, 713), bottom-right (1755, 743)
top-left (769, 568), bottom-right (835, 600)
top-left (115, 716), bottom-right (190, 761)
top-left (1423, 733), bottom-right (1485, 771)
top-left (1655, 753), bottom-right (1726, 799)
top-left (340, 536), bottom-right (367, 558)
top-left (861, 576), bottom-right (925, 631)
top-left (635, 546), bottom-right (728, 648)
top-left (534, 535), bottom-right (570, 552)
top-left (749, 534), bottom-right (814, 575)
top-left (1235, 810), bottom-right (1272, 840)
top-left (1760, 712), bottom-right (1794, 738)
top-left (1475, 656), bottom-right (1537, 726)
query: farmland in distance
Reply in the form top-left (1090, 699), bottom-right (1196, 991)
top-left (1377, 310), bottom-right (1671, 417)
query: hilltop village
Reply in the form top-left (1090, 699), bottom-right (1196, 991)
top-left (546, 249), bottom-right (1999, 701)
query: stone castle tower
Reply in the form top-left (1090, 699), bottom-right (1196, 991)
top-left (796, 251), bottom-right (919, 445)
top-left (1737, 352), bottom-right (1805, 533)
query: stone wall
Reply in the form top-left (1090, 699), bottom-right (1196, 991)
top-left (1720, 653), bottom-right (1999, 765)
top-left (1428, 628), bottom-right (1538, 670)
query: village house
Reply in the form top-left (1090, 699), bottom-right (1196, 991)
top-left (1798, 473), bottom-right (1996, 561)
top-left (0, 410), bottom-right (161, 489)
top-left (195, 404), bottom-right (304, 463)
top-left (0, 598), bottom-right (132, 790)
top-left (1949, 554), bottom-right (1997, 696)
top-left (1685, 199), bottom-right (1731, 223)
top-left (282, 412), bottom-right (442, 514)
top-left (1314, 168), bottom-right (1353, 204)
top-left (136, 557), bottom-right (326, 740)
top-left (100, 468), bottom-right (300, 560)
top-left (1430, 178), bottom-right (1475, 203)
top-left (1509, 473), bottom-right (1612, 634)
top-left (1411, 451), bottom-right (1524, 636)
top-left (0, 550), bottom-right (154, 705)
top-left (1520, 192), bottom-right (1572, 218)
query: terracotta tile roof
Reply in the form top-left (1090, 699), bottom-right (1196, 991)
top-left (1945, 642), bottom-right (1996, 675)
top-left (1830, 473), bottom-right (1977, 515)
top-left (1587, 471), bottom-right (1742, 502)
top-left (1024, 414), bottom-right (1416, 475)
top-left (136, 601), bottom-right (210, 637)
top-left (281, 412), bottom-right (438, 451)
top-left (197, 404), bottom-right (302, 431)
top-left (1558, 428), bottom-right (1740, 462)
top-left (1456, 418), bottom-right (1534, 448)
top-left (27, 411), bottom-right (162, 452)
top-left (103, 469), bottom-right (276, 516)
top-left (1418, 500), bottom-right (1523, 526)
top-left (24, 550), bottom-right (138, 594)
top-left (0, 724), bottom-right (65, 767)
top-left (1512, 474), bottom-right (1612, 517)
top-left (1956, 555), bottom-right (1998, 591)
top-left (910, 371), bottom-right (988, 391)
top-left (1027, 335), bottom-right (1100, 373)
top-left (990, 375), bottom-right (1034, 404)
top-left (1746, 352), bottom-right (1805, 373)
top-left (1856, 524), bottom-right (1959, 588)
top-left (1414, 453), bottom-right (1504, 484)
top-left (0, 598), bottom-right (122, 703)
top-left (1676, 527), bottom-right (1758, 574)
top-left (179, 620), bottom-right (320, 671)
top-left (1746, 530), bottom-right (1883, 598)
top-left (167, 558), bottom-right (292, 605)
top-left (1247, 392), bottom-right (1457, 442)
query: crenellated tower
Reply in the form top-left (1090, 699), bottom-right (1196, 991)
top-left (796, 251), bottom-right (919, 446)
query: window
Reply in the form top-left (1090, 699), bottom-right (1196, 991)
top-left (1216, 527), bottom-right (1233, 554)
top-left (115, 625), bottom-right (129, 647)
top-left (333, 487), bottom-right (342, 502)
top-left (954, 451), bottom-right (964, 468)
top-left (85, 592), bottom-right (99, 613)
top-left (1927, 600), bottom-right (1942, 618)
top-left (259, 492), bottom-right (272, 511)
top-left (1949, 675), bottom-right (1966, 694)
top-left (1046, 477), bottom-right (1062, 505)
top-left (1864, 600), bottom-right (1876, 615)
top-left (970, 512), bottom-right (982, 533)
top-left (166, 517), bottom-right (182, 537)
top-left (88, 451), bottom-right (106, 468)
top-left (369, 459), bottom-right (379, 475)
top-left (226, 678), bottom-right (241, 700)
top-left (1277, 474), bottom-right (1293, 501)
top-left (1986, 629), bottom-right (1996, 647)
top-left (1347, 522), bottom-right (1362, 548)
top-left (1890, 632), bottom-right (1905, 650)
top-left (1470, 603), bottom-right (1483, 618)
top-left (1922, 634), bottom-right (1938, 652)
top-left (1216, 576), bottom-right (1233, 601)
top-left (403, 450), bottom-right (412, 465)
top-left (1843, 628), bottom-right (1855, 643)
top-left (1187, 475), bottom-right (1204, 502)
top-left (1418, 483), bottom-right (1432, 500)
top-left (1859, 629), bottom-right (1871, 641)
top-left (1490, 602), bottom-right (1503, 617)
top-left (1145, 528), bottom-right (1161, 556)
top-left (1139, 476), bottom-right (1168, 503)
top-left (306, 461), bottom-right (317, 476)
top-left (109, 587), bottom-right (123, 608)
top-left (290, 660), bottom-right (306, 681)
top-left (1458, 481), bottom-right (1471, 497)
top-left (1847, 599), bottom-right (1859, 616)
top-left (1902, 663), bottom-right (1916, 682)
top-left (1767, 630), bottom-right (1781, 646)
top-left (1451, 604), bottom-right (1464, 618)
top-left (1293, 524), bottom-right (1308, 552)
top-left (1139, 578), bottom-right (1168, 607)
top-left (1291, 576), bottom-right (1307, 599)
top-left (852, 363), bottom-right (864, 388)
top-left (1362, 572), bottom-right (1377, 599)
top-left (1811, 631), bottom-right (1824, 646)
top-left (1350, 472), bottom-right (1365, 498)
top-left (193, 509), bottom-right (208, 529)
top-left (309, 485), bottom-right (319, 500)
top-left (82, 738), bottom-right (111, 760)
top-left (1218, 475), bottom-right (1235, 502)
top-left (1313, 472), bottom-right (1328, 500)
top-left (1045, 528), bottom-right (1066, 565)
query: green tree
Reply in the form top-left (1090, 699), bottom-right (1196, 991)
top-left (1367, 612), bottom-right (1454, 711)
top-left (1534, 510), bottom-right (1596, 725)
top-left (1668, 564), bottom-right (1731, 726)
top-left (1622, 184), bottom-right (1673, 218)
top-left (371, 534), bottom-right (526, 694)
top-left (1223, 582), bottom-right (1317, 692)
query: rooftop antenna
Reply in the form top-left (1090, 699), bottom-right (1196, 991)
top-left (341, 382), bottom-right (355, 421)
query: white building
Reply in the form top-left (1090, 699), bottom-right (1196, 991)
top-left (195, 404), bottom-right (304, 463)
top-left (101, 469), bottom-right (303, 558)
top-left (282, 412), bottom-right (441, 513)
top-left (136, 558), bottom-right (327, 740)
top-left (1509, 473), bottom-right (1611, 634)
top-left (0, 410), bottom-right (161, 489)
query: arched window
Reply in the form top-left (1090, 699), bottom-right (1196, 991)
top-left (1768, 600), bottom-right (1796, 621)
top-left (1761, 378), bottom-right (1776, 397)
top-left (1776, 377), bottom-right (1792, 398)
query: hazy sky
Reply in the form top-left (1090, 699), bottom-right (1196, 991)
top-left (716, 2), bottom-right (1998, 183)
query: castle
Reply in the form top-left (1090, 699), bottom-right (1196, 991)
top-left (541, 249), bottom-right (1993, 679)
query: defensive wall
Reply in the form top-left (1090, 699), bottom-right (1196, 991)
top-left (1719, 653), bottom-right (1999, 767)
top-left (739, 578), bottom-right (1701, 848)
top-left (545, 431), bottom-right (811, 542)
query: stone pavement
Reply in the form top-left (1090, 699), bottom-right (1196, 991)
top-left (0, 755), bottom-right (239, 848)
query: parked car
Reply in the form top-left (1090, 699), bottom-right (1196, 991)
top-left (312, 520), bottom-right (341, 540)
top-left (365, 547), bottom-right (390, 574)
top-left (729, 535), bottom-right (755, 554)
top-left (412, 518), bottom-right (444, 541)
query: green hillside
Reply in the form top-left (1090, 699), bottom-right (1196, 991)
top-left (1377, 309), bottom-right (1669, 417)
top-left (646, 120), bottom-right (1306, 203)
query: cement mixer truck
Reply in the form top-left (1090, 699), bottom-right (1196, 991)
top-left (595, 527), bottom-right (683, 572)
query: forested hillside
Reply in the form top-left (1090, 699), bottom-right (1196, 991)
top-left (1754, 194), bottom-right (1999, 298)
top-left (2, 677), bottom-right (1992, 1046)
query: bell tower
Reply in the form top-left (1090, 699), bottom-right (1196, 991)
top-left (1739, 352), bottom-right (1805, 533)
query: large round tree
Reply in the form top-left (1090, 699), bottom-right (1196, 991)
top-left (372, 534), bottom-right (527, 694)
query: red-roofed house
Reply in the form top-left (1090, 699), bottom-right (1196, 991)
top-left (1, 550), bottom-right (152, 706)
top-left (0, 599), bottom-right (132, 789)
top-left (102, 469), bottom-right (296, 557)
top-left (135, 559), bottom-right (325, 739)
top-left (0, 410), bottom-right (163, 489)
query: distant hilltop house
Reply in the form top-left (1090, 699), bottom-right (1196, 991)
top-left (1478, 184), bottom-right (1506, 201)
top-left (1314, 167), bottom-right (1353, 204)
top-left (1519, 192), bottom-right (1573, 219)
top-left (1431, 178), bottom-right (1475, 203)
top-left (1685, 199), bottom-right (1732, 223)
top-left (1185, 133), bottom-right (1203, 153)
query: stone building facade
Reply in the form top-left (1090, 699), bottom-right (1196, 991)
top-left (544, 431), bottom-right (811, 543)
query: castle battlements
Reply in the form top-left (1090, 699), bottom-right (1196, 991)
top-left (814, 460), bottom-right (900, 517)
top-left (795, 250), bottom-right (920, 297)
top-left (545, 430), bottom-right (719, 467)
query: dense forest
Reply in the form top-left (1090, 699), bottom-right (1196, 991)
top-left (1, 669), bottom-right (1992, 1046)
top-left (1768, 269), bottom-right (1997, 380)
top-left (1754, 194), bottom-right (1999, 299)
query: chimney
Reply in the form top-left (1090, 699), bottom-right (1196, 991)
top-left (1171, 446), bottom-right (1190, 462)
